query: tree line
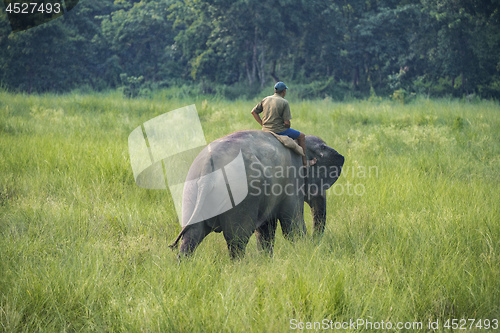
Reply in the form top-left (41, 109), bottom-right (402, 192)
top-left (1, 0), bottom-right (499, 99)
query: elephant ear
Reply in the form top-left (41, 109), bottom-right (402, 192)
top-left (182, 150), bottom-right (248, 228)
top-left (182, 167), bottom-right (232, 228)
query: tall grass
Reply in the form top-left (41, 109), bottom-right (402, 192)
top-left (0, 91), bottom-right (498, 332)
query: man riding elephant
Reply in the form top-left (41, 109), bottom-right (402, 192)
top-left (169, 130), bottom-right (344, 259)
top-left (251, 82), bottom-right (317, 167)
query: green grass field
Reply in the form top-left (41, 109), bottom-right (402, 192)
top-left (0, 91), bottom-right (499, 332)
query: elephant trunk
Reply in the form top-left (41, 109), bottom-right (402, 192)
top-left (308, 196), bottom-right (327, 237)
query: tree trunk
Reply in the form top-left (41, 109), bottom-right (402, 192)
top-left (257, 44), bottom-right (266, 87)
top-left (28, 70), bottom-right (33, 95)
top-left (245, 29), bottom-right (259, 86)
top-left (270, 60), bottom-right (280, 83)
top-left (353, 66), bottom-right (359, 87)
top-left (245, 59), bottom-right (254, 85)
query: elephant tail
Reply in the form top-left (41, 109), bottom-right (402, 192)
top-left (168, 226), bottom-right (190, 249)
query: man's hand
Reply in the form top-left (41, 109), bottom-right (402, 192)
top-left (284, 120), bottom-right (291, 128)
top-left (251, 110), bottom-right (263, 126)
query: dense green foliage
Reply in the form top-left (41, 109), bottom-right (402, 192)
top-left (1, 0), bottom-right (500, 98)
top-left (0, 91), bottom-right (498, 331)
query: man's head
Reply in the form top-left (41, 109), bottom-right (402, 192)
top-left (274, 82), bottom-right (288, 96)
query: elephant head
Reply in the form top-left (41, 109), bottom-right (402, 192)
top-left (303, 135), bottom-right (344, 235)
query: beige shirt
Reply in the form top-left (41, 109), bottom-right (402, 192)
top-left (252, 93), bottom-right (291, 133)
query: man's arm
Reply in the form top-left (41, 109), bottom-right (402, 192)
top-left (283, 101), bottom-right (291, 129)
top-left (251, 109), bottom-right (263, 126)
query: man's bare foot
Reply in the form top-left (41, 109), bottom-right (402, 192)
top-left (303, 158), bottom-right (318, 167)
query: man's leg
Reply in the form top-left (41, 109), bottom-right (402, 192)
top-left (296, 132), bottom-right (317, 167)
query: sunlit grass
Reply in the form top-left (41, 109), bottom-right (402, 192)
top-left (0, 91), bottom-right (498, 332)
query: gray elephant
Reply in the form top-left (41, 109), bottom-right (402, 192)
top-left (169, 130), bottom-right (344, 258)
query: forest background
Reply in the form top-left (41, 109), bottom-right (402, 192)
top-left (1, 0), bottom-right (500, 100)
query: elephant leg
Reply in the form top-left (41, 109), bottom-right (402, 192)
top-left (279, 199), bottom-right (307, 241)
top-left (255, 218), bottom-right (278, 256)
top-left (279, 216), bottom-right (306, 241)
top-left (223, 231), bottom-right (252, 260)
top-left (220, 205), bottom-right (258, 259)
top-left (308, 195), bottom-right (327, 237)
top-left (222, 220), bottom-right (255, 259)
top-left (179, 222), bottom-right (212, 258)
top-left (226, 241), bottom-right (246, 260)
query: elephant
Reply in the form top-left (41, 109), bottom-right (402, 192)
top-left (169, 130), bottom-right (344, 258)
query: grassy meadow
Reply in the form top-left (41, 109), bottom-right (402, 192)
top-left (0, 90), bottom-right (499, 332)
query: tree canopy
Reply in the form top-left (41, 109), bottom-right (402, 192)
top-left (1, 0), bottom-right (499, 99)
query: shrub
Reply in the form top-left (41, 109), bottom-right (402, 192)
top-left (391, 89), bottom-right (415, 104)
top-left (292, 79), bottom-right (352, 101)
top-left (120, 73), bottom-right (144, 98)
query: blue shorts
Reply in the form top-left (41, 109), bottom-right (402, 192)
top-left (276, 128), bottom-right (301, 140)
